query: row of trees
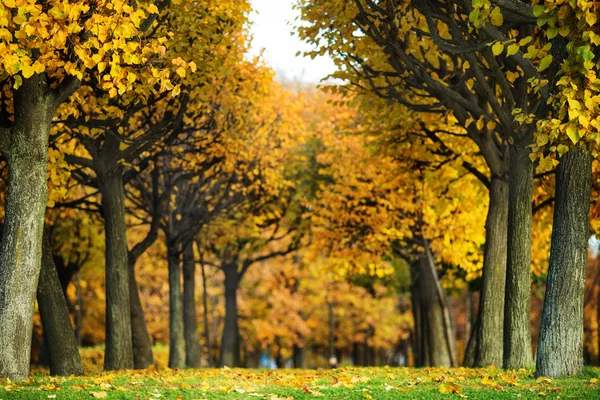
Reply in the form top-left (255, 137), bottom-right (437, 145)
top-left (297, 0), bottom-right (600, 378)
top-left (0, 0), bottom-right (599, 381)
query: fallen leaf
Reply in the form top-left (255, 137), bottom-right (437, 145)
top-left (90, 391), bottom-right (107, 399)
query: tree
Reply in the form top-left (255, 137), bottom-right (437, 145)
top-left (0, 0), bottom-right (185, 378)
top-left (297, 0), bottom-right (559, 368)
top-left (531, 1), bottom-right (600, 377)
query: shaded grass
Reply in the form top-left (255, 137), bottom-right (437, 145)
top-left (1, 365), bottom-right (599, 399)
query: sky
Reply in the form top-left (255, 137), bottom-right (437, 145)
top-left (248, 0), bottom-right (337, 83)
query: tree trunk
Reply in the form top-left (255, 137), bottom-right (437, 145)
top-left (219, 263), bottom-right (241, 367)
top-left (201, 260), bottom-right (212, 367)
top-left (410, 261), bottom-right (424, 367)
top-left (183, 241), bottom-right (201, 368)
top-left (37, 230), bottom-right (83, 376)
top-left (97, 166), bottom-right (134, 370)
top-left (167, 241), bottom-right (185, 369)
top-left (536, 148), bottom-right (593, 378)
top-left (504, 144), bottom-right (534, 369)
top-left (0, 75), bottom-right (54, 379)
top-left (128, 263), bottom-right (155, 369)
top-left (475, 176), bottom-right (508, 367)
top-left (418, 250), bottom-right (453, 367)
top-left (597, 258), bottom-right (600, 366)
top-left (328, 301), bottom-right (336, 359)
top-left (293, 342), bottom-right (306, 368)
top-left (75, 273), bottom-right (83, 347)
top-left (424, 241), bottom-right (457, 366)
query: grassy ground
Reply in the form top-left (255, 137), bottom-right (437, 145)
top-left (1, 363), bottom-right (598, 399)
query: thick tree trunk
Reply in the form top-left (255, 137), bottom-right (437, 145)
top-left (37, 230), bottom-right (83, 376)
top-left (98, 166), bottom-right (134, 370)
top-left (219, 264), bottom-right (241, 367)
top-left (167, 241), bottom-right (185, 369)
top-left (183, 241), bottom-right (202, 368)
top-left (201, 260), bottom-right (212, 367)
top-left (128, 263), bottom-right (155, 369)
top-left (536, 148), bottom-right (592, 378)
top-left (504, 144), bottom-right (534, 369)
top-left (0, 75), bottom-right (53, 379)
top-left (475, 176), bottom-right (508, 367)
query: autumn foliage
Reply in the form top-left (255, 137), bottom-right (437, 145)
top-left (0, 0), bottom-right (600, 393)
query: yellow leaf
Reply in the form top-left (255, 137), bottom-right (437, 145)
top-left (439, 382), bottom-right (462, 395)
top-left (492, 41), bottom-right (504, 56)
top-left (176, 66), bottom-right (186, 78)
top-left (538, 54), bottom-right (553, 72)
top-left (490, 7), bottom-right (503, 26)
top-left (22, 64), bottom-right (35, 79)
top-left (91, 392), bottom-right (107, 399)
top-left (586, 12), bottom-right (597, 26)
top-left (506, 44), bottom-right (519, 57)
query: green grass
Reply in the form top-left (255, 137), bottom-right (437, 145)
top-left (1, 366), bottom-right (598, 399)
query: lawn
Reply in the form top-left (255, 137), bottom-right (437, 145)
top-left (1, 364), bottom-right (598, 399)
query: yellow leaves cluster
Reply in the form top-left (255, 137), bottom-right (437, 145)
top-left (530, 0), bottom-right (600, 166)
top-left (0, 0), bottom-right (181, 98)
top-left (469, 0), bottom-right (502, 29)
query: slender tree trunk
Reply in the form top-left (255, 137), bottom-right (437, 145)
top-left (37, 230), bottom-right (83, 376)
top-left (418, 250), bottom-right (453, 367)
top-left (465, 291), bottom-right (472, 348)
top-left (219, 263), bottom-right (241, 367)
top-left (0, 75), bottom-right (55, 379)
top-left (409, 260), bottom-right (424, 366)
top-left (536, 148), bottom-right (592, 378)
top-left (463, 312), bottom-right (479, 367)
top-left (201, 260), bottom-right (212, 367)
top-left (167, 241), bottom-right (185, 369)
top-left (424, 241), bottom-right (457, 366)
top-left (97, 165), bottom-right (134, 370)
top-left (475, 176), bottom-right (509, 367)
top-left (328, 301), bottom-right (336, 359)
top-left (76, 273), bottom-right (83, 347)
top-left (293, 342), bottom-right (306, 368)
top-left (183, 241), bottom-right (201, 368)
top-left (128, 263), bottom-right (155, 369)
top-left (504, 144), bottom-right (535, 369)
top-left (597, 258), bottom-right (600, 366)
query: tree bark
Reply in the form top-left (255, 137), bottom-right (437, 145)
top-left (536, 148), bottom-right (593, 378)
top-left (409, 260), bottom-right (424, 366)
top-left (293, 342), bottom-right (306, 368)
top-left (97, 165), bottom-right (134, 370)
top-left (328, 301), bottom-right (336, 359)
top-left (0, 75), bottom-right (54, 379)
top-left (219, 263), bottom-right (241, 367)
top-left (504, 143), bottom-right (535, 369)
top-left (424, 241), bottom-right (457, 366)
top-left (418, 251), bottom-right (453, 367)
top-left (37, 230), bottom-right (83, 376)
top-left (167, 241), bottom-right (185, 369)
top-left (128, 263), bottom-right (155, 369)
top-left (183, 241), bottom-right (201, 368)
top-left (475, 176), bottom-right (508, 367)
top-left (201, 260), bottom-right (212, 367)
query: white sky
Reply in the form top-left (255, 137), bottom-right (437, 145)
top-left (248, 0), bottom-right (337, 83)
